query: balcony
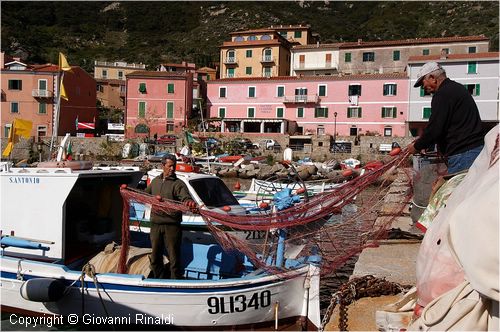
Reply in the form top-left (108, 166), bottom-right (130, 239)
top-left (293, 63), bottom-right (338, 71)
top-left (260, 56), bottom-right (276, 64)
top-left (283, 95), bottom-right (319, 104)
top-left (224, 57), bottom-right (238, 65)
top-left (32, 89), bottom-right (53, 98)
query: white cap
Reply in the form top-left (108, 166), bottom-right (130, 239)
top-left (414, 62), bottom-right (443, 87)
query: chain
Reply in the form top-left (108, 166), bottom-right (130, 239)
top-left (320, 275), bottom-right (412, 332)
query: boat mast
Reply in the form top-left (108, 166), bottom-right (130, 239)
top-left (49, 70), bottom-right (65, 160)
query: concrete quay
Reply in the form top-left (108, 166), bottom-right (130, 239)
top-left (325, 169), bottom-right (422, 331)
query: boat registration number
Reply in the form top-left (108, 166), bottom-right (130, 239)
top-left (207, 290), bottom-right (271, 314)
top-left (244, 230), bottom-right (266, 240)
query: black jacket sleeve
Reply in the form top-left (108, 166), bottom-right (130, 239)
top-left (414, 93), bottom-right (450, 151)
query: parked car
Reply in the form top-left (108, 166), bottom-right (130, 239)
top-left (199, 137), bottom-right (219, 149)
top-left (157, 134), bottom-right (177, 145)
top-left (254, 139), bottom-right (281, 151)
top-left (229, 138), bottom-right (254, 150)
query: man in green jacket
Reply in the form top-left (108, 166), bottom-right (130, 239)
top-left (145, 154), bottom-right (196, 279)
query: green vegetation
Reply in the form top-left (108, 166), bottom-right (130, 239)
top-left (1, 1), bottom-right (498, 73)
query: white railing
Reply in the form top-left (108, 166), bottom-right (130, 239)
top-left (32, 89), bottom-right (53, 98)
top-left (261, 56), bottom-right (274, 62)
top-left (94, 61), bottom-right (146, 69)
top-left (224, 57), bottom-right (237, 64)
top-left (283, 94), bottom-right (319, 103)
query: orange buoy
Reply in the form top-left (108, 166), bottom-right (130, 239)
top-left (259, 202), bottom-right (270, 209)
top-left (155, 195), bottom-right (163, 202)
top-left (222, 206), bottom-right (232, 212)
top-left (389, 147), bottom-right (402, 156)
top-left (234, 181), bottom-right (241, 190)
top-left (342, 169), bottom-right (353, 177)
top-left (295, 187), bottom-right (306, 195)
top-left (120, 184), bottom-right (127, 189)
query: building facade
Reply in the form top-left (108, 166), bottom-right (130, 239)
top-left (125, 71), bottom-right (193, 138)
top-left (207, 73), bottom-right (409, 137)
top-left (94, 61), bottom-right (146, 110)
top-left (291, 35), bottom-right (490, 76)
top-left (1, 52), bottom-right (96, 140)
top-left (407, 52), bottom-right (499, 136)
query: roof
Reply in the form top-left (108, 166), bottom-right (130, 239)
top-left (160, 62), bottom-right (196, 69)
top-left (197, 67), bottom-right (217, 73)
top-left (230, 28), bottom-right (277, 35)
top-left (221, 39), bottom-right (289, 48)
top-left (408, 52), bottom-right (500, 63)
top-left (269, 24), bottom-right (311, 30)
top-left (126, 71), bottom-right (190, 78)
top-left (293, 35), bottom-right (490, 50)
top-left (96, 78), bottom-right (125, 85)
top-left (209, 72), bottom-right (407, 83)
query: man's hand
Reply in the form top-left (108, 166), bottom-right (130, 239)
top-left (407, 142), bottom-right (417, 155)
top-left (184, 199), bottom-right (198, 212)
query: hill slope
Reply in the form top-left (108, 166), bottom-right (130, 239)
top-left (1, 1), bottom-right (498, 72)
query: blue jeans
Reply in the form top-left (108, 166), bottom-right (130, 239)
top-left (447, 145), bottom-right (483, 174)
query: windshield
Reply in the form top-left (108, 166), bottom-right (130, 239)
top-left (189, 178), bottom-right (240, 208)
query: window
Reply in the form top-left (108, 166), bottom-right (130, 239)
top-left (345, 53), bottom-right (351, 63)
top-left (38, 79), bottom-right (47, 91)
top-left (277, 86), bottom-right (285, 97)
top-left (263, 48), bottom-right (272, 61)
top-left (11, 102), bottom-right (19, 113)
top-left (102, 70), bottom-right (108, 79)
top-left (422, 49), bottom-right (430, 56)
top-left (263, 67), bottom-right (271, 77)
top-left (4, 124), bottom-right (11, 138)
top-left (423, 107), bottom-right (432, 119)
top-left (138, 101), bottom-right (146, 118)
top-left (383, 83), bottom-right (397, 96)
top-left (348, 84), bottom-right (362, 96)
top-left (317, 126), bottom-right (325, 135)
top-left (468, 46), bottom-right (477, 54)
top-left (314, 107), bottom-right (328, 118)
top-left (276, 107), bottom-right (284, 118)
top-left (246, 67), bottom-right (252, 75)
top-left (167, 83), bottom-right (175, 93)
top-left (135, 124), bottom-right (149, 133)
top-left (246, 50), bottom-right (252, 58)
top-left (325, 53), bottom-right (332, 65)
top-left (393, 50), bottom-right (400, 61)
top-left (218, 107), bottom-right (226, 118)
top-left (219, 87), bottom-right (227, 98)
top-left (295, 88), bottom-right (308, 102)
top-left (226, 50), bottom-right (235, 63)
top-left (8, 80), bottom-right (22, 90)
top-left (234, 36), bottom-right (244, 42)
top-left (297, 107), bottom-right (304, 118)
top-left (37, 125), bottom-right (47, 138)
top-left (97, 84), bottom-right (104, 93)
top-left (166, 102), bottom-right (174, 119)
top-left (318, 85), bottom-right (327, 97)
top-left (139, 83), bottom-right (146, 93)
top-left (247, 107), bottom-right (255, 118)
top-left (384, 127), bottom-right (393, 137)
top-left (279, 31), bottom-right (287, 38)
top-left (362, 52), bottom-right (375, 62)
top-left (347, 107), bottom-right (362, 118)
top-left (261, 35), bottom-right (271, 40)
top-left (248, 36), bottom-right (257, 41)
top-left (441, 48), bottom-right (449, 55)
top-left (227, 68), bottom-right (235, 78)
top-left (118, 71), bottom-right (123, 79)
top-left (248, 86), bottom-right (256, 98)
top-left (38, 102), bottom-right (47, 114)
top-left (467, 62), bottom-right (477, 74)
top-left (464, 84), bottom-right (480, 96)
top-left (381, 107), bottom-right (397, 118)
top-left (294, 31), bottom-right (302, 38)
top-left (166, 122), bottom-right (175, 132)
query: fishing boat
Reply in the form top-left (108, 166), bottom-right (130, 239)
top-left (0, 161), bottom-right (321, 330)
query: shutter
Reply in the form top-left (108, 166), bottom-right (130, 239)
top-left (139, 102), bottom-right (145, 117)
top-left (167, 102), bottom-right (174, 119)
top-left (319, 85), bottom-right (326, 96)
top-left (168, 83), bottom-right (174, 93)
top-left (381, 108), bottom-right (385, 118)
top-left (324, 108), bottom-right (328, 118)
top-left (298, 107), bottom-right (303, 118)
top-left (420, 87), bottom-right (425, 97)
top-left (393, 107), bottom-right (397, 118)
top-left (220, 108), bottom-right (225, 118)
top-left (314, 108), bottom-right (319, 117)
top-left (383, 84), bottom-right (388, 96)
top-left (277, 108), bottom-right (283, 118)
top-left (475, 84), bottom-right (480, 96)
top-left (359, 107), bottom-right (362, 118)
top-left (139, 83), bottom-right (146, 93)
top-left (393, 85), bottom-right (397, 95)
top-left (347, 108), bottom-right (352, 118)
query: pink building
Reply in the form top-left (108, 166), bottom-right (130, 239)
top-left (206, 73), bottom-right (408, 137)
top-left (1, 52), bottom-right (96, 140)
top-left (125, 71), bottom-right (193, 138)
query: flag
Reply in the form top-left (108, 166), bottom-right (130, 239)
top-left (75, 116), bottom-right (79, 131)
top-left (185, 131), bottom-right (199, 144)
top-left (2, 118), bottom-right (33, 157)
top-left (66, 140), bottom-right (73, 161)
top-left (60, 80), bottom-right (68, 101)
top-left (58, 52), bottom-right (72, 72)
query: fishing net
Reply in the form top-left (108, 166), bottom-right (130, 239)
top-left (119, 149), bottom-right (413, 277)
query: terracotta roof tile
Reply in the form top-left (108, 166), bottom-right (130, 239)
top-left (221, 39), bottom-right (286, 48)
top-left (408, 52), bottom-right (499, 62)
top-left (209, 72), bottom-right (407, 83)
top-left (126, 71), bottom-right (189, 78)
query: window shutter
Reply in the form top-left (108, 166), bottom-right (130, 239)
top-left (220, 88), bottom-right (226, 98)
top-left (383, 84), bottom-right (388, 95)
top-left (381, 108), bottom-right (384, 118)
top-left (139, 102), bottom-right (146, 118)
top-left (359, 108), bottom-right (362, 118)
top-left (220, 108), bottom-right (226, 118)
top-left (167, 83), bottom-right (174, 93)
top-left (297, 107), bottom-right (303, 118)
top-left (475, 84), bottom-right (480, 96)
top-left (393, 107), bottom-right (397, 118)
top-left (277, 108), bottom-right (283, 118)
top-left (278, 86), bottom-right (284, 97)
top-left (420, 87), bottom-right (425, 97)
top-left (139, 83), bottom-right (146, 93)
top-left (393, 85), bottom-right (397, 95)
top-left (314, 108), bottom-right (319, 117)
top-left (319, 85), bottom-right (326, 96)
top-left (347, 108), bottom-right (352, 118)
top-left (324, 108), bottom-right (328, 118)
top-left (167, 102), bottom-right (174, 119)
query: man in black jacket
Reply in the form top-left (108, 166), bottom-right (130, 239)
top-left (408, 62), bottom-right (484, 174)
top-left (145, 154), bottom-right (196, 279)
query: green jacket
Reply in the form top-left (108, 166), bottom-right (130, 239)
top-left (145, 173), bottom-right (193, 224)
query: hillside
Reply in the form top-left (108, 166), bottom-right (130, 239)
top-left (1, 1), bottom-right (498, 72)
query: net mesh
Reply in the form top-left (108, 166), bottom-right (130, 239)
top-left (119, 149), bottom-right (413, 276)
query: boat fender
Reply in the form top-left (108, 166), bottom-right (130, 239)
top-left (295, 187), bottom-right (306, 195)
top-left (20, 278), bottom-right (66, 302)
top-left (234, 181), bottom-right (241, 190)
top-left (390, 147), bottom-right (402, 156)
top-left (259, 202), bottom-right (270, 209)
top-left (342, 169), bottom-right (353, 177)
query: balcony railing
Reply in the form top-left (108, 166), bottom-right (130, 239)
top-left (260, 56), bottom-right (275, 63)
top-left (224, 57), bottom-right (238, 65)
top-left (283, 94), bottom-right (319, 103)
top-left (293, 63), bottom-right (338, 71)
top-left (32, 89), bottom-right (53, 98)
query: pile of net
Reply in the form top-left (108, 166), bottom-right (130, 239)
top-left (118, 149), bottom-right (413, 276)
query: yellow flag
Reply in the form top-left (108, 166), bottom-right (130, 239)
top-left (2, 118), bottom-right (33, 157)
top-left (58, 52), bottom-right (72, 72)
top-left (60, 80), bottom-right (69, 101)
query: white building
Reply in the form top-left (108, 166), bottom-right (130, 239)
top-left (407, 52), bottom-right (499, 136)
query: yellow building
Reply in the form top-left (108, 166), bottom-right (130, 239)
top-left (269, 24), bottom-right (317, 46)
